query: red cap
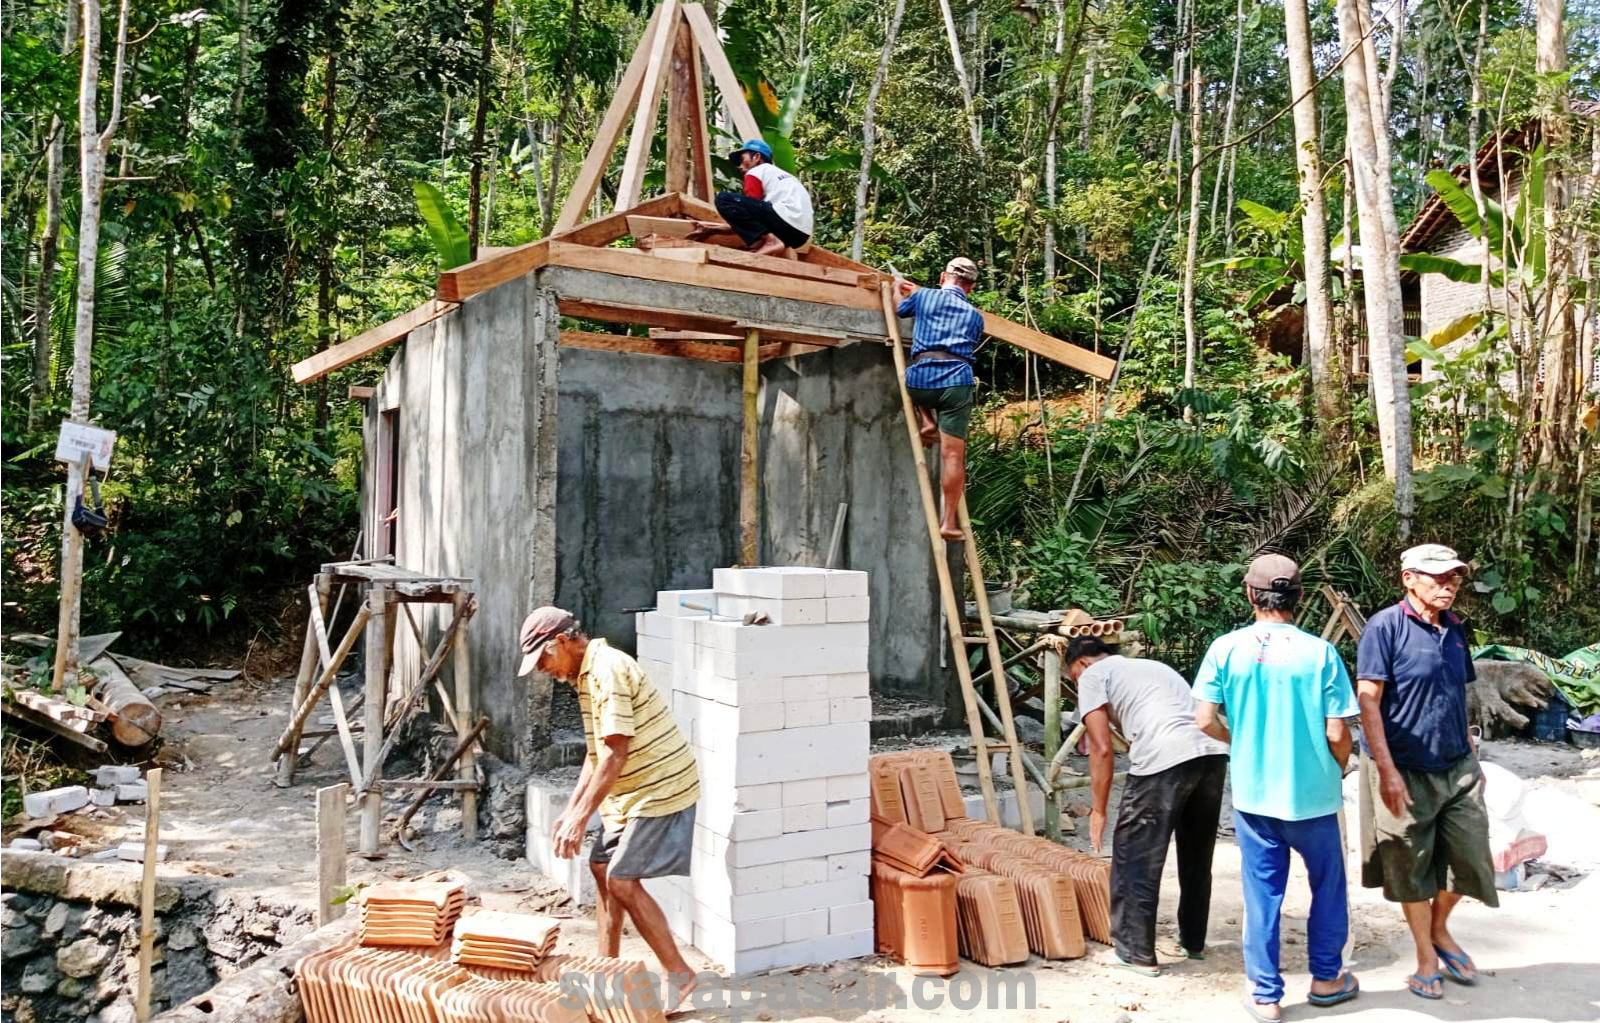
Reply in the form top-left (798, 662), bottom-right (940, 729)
top-left (517, 606), bottom-right (575, 676)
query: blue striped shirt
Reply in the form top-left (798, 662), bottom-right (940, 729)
top-left (898, 285), bottom-right (984, 389)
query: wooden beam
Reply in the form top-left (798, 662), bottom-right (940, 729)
top-left (559, 328), bottom-right (743, 363)
top-left (316, 783), bottom-right (348, 926)
top-left (557, 295), bottom-right (856, 348)
top-left (435, 242), bottom-right (549, 303)
top-left (759, 342), bottom-right (831, 361)
top-left (546, 242), bottom-right (880, 311)
top-left (1, 703), bottom-right (107, 753)
top-left (559, 192), bottom-right (683, 247)
top-left (627, 214), bottom-right (696, 239)
top-left (615, 0), bottom-right (680, 211)
top-left (552, 3), bottom-right (667, 235)
top-left (682, 3), bottom-right (763, 143)
top-left (651, 328), bottom-right (741, 341)
top-left (978, 311), bottom-right (1116, 380)
top-left (701, 246), bottom-right (868, 286)
top-left (686, 32), bottom-right (714, 200)
top-left (346, 385), bottom-right (375, 400)
top-left (664, 18), bottom-right (694, 195)
top-left (135, 768), bottom-right (162, 1023)
top-left (291, 300), bottom-right (457, 385)
top-left (678, 192), bottom-right (724, 223)
top-left (740, 329), bottom-right (760, 565)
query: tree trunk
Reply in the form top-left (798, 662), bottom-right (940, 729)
top-left (315, 10), bottom-right (339, 431)
top-left (1284, 0), bottom-right (1337, 424)
top-left (1043, 0), bottom-right (1066, 280)
top-left (851, 0), bottom-right (906, 262)
top-left (1210, 0), bottom-right (1243, 239)
top-left (1534, 0), bottom-right (1573, 480)
top-left (466, 0), bottom-right (496, 256)
top-left (52, 0), bottom-right (132, 690)
top-left (1181, 66), bottom-right (1202, 403)
top-left (32, 0), bottom-right (79, 431)
top-left (936, 0), bottom-right (993, 268)
top-left (1336, 0), bottom-right (1413, 535)
top-left (541, 0), bottom-right (581, 234)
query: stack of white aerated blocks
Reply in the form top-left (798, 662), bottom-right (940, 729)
top-left (634, 566), bottom-right (874, 974)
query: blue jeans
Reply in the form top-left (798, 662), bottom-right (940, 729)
top-left (1235, 810), bottom-right (1348, 1004)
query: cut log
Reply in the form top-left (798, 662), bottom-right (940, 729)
top-left (87, 657), bottom-right (161, 747)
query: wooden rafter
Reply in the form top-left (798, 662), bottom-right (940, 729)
top-left (292, 300), bottom-right (458, 384)
top-left (615, 0), bottom-right (681, 211)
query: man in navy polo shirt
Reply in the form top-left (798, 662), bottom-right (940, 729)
top-left (894, 257), bottom-right (984, 540)
top-left (1356, 543), bottom-right (1497, 1003)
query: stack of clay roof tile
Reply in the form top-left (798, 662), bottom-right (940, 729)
top-left (433, 976), bottom-right (588, 1023)
top-left (871, 859), bottom-right (960, 975)
top-left (954, 871), bottom-right (1030, 966)
top-left (451, 910), bottom-right (561, 972)
top-left (297, 941), bottom-right (469, 1022)
top-left (533, 954), bottom-right (667, 1023)
top-left (360, 880), bottom-right (467, 948)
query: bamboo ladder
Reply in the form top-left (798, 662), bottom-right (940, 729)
top-left (878, 283), bottom-right (1035, 834)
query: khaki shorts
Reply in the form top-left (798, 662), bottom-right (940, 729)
top-left (1359, 752), bottom-right (1499, 906)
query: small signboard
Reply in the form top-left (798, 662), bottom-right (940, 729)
top-left (55, 421), bottom-right (117, 471)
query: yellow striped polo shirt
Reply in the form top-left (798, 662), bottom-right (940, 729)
top-left (576, 639), bottom-right (699, 829)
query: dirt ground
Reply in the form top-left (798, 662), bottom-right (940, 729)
top-left (60, 674), bottom-right (1600, 1023)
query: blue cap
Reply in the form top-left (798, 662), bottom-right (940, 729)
top-left (729, 138), bottom-right (774, 163)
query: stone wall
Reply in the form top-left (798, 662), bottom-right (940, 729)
top-left (1, 852), bottom-right (313, 1023)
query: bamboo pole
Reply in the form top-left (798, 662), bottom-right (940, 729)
top-left (740, 328), bottom-right (760, 565)
top-left (276, 575), bottom-right (331, 786)
top-left (1042, 646), bottom-right (1062, 841)
top-left (360, 586), bottom-right (389, 855)
top-left (452, 591), bottom-right (477, 842)
top-left (135, 768), bottom-right (162, 1022)
top-left (272, 605), bottom-right (371, 760)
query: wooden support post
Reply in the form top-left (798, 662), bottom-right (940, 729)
top-left (277, 575), bottom-right (332, 786)
top-left (317, 783), bottom-right (348, 926)
top-left (360, 585), bottom-right (389, 855)
top-left (272, 606), bottom-right (370, 760)
top-left (452, 592), bottom-right (477, 842)
top-left (665, 18), bottom-right (694, 194)
top-left (135, 768), bottom-right (162, 1022)
top-left (615, 0), bottom-right (681, 211)
top-left (740, 328), bottom-right (760, 566)
top-left (685, 33), bottom-right (713, 200)
top-left (1042, 645), bottom-right (1062, 842)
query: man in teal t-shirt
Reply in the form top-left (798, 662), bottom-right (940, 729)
top-left (1194, 554), bottom-right (1360, 1021)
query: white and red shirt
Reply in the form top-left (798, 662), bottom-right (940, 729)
top-left (742, 163), bottom-right (814, 235)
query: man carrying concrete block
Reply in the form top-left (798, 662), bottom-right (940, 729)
top-left (518, 606), bottom-right (701, 1011)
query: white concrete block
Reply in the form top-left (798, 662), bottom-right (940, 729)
top-left (825, 797), bottom-right (870, 830)
top-left (825, 672), bottom-right (871, 699)
top-left (962, 786), bottom-right (1046, 830)
top-left (636, 611), bottom-right (674, 639)
top-left (732, 823), bottom-right (870, 868)
top-left (784, 699), bottom-right (830, 729)
top-left (829, 901), bottom-right (875, 935)
top-left (809, 928), bottom-right (875, 963)
top-left (23, 786), bottom-right (89, 818)
top-left (525, 779), bottom-right (601, 904)
top-left (731, 863), bottom-right (787, 895)
top-left (783, 857), bottom-right (828, 887)
top-left (8, 838), bottom-right (42, 851)
top-left (657, 589), bottom-right (714, 616)
top-left (828, 697), bottom-right (871, 723)
top-left (727, 877), bottom-right (869, 923)
top-left (93, 765), bottom-right (141, 787)
top-left (782, 675), bottom-right (825, 702)
top-left (89, 788), bottom-right (117, 808)
top-left (695, 620), bottom-right (868, 661)
top-left (784, 908), bottom-right (829, 943)
top-left (694, 919), bottom-right (735, 962)
top-left (726, 809), bottom-right (783, 841)
top-left (782, 778), bottom-right (829, 807)
top-left (826, 595), bottom-right (870, 623)
top-left (719, 595), bottom-right (827, 626)
top-left (735, 915), bottom-right (785, 951)
top-left (115, 841), bottom-right (168, 863)
top-left (782, 802), bottom-right (826, 834)
top-left (826, 850), bottom-right (871, 880)
top-left (115, 780), bottom-right (148, 803)
top-left (735, 783), bottom-right (783, 811)
top-left (734, 723), bottom-right (868, 785)
top-left (635, 633), bottom-right (675, 664)
top-left (730, 928), bottom-right (876, 974)
top-left (713, 567), bottom-right (828, 600)
top-left (822, 570), bottom-right (869, 598)
top-left (825, 774), bottom-right (870, 801)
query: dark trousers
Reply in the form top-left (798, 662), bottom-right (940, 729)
top-left (1110, 753), bottom-right (1228, 966)
top-left (714, 192), bottom-right (810, 249)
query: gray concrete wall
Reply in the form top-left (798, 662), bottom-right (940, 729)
top-left (553, 347), bottom-right (743, 650)
top-left (361, 278), bottom-right (560, 768)
top-left (758, 343), bottom-right (944, 699)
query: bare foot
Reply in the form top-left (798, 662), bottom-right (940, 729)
top-left (939, 524), bottom-right (965, 541)
top-left (666, 972), bottom-right (699, 1017)
top-left (918, 426), bottom-right (939, 447)
top-left (750, 234), bottom-right (788, 258)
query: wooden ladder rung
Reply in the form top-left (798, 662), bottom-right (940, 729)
top-left (961, 635), bottom-right (989, 644)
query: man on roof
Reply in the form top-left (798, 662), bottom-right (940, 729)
top-left (696, 139), bottom-right (814, 259)
top-left (894, 258), bottom-right (983, 539)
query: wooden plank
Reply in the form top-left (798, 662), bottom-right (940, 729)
top-left (615, 0), bottom-right (681, 211)
top-left (651, 327), bottom-right (741, 341)
top-left (801, 244), bottom-right (878, 274)
top-left (686, 32), bottom-right (714, 200)
top-left (292, 301), bottom-right (458, 384)
top-left (316, 783), bottom-right (348, 926)
top-left (1, 703), bottom-right (108, 753)
top-left (135, 768), bottom-right (162, 1023)
top-left (552, 3), bottom-right (667, 235)
top-left (979, 311), bottom-right (1116, 380)
top-left (759, 342), bottom-right (831, 361)
top-left (560, 329), bottom-right (742, 363)
top-left (701, 246), bottom-right (868, 287)
top-left (879, 282), bottom-right (1001, 825)
top-left (436, 243), bottom-right (549, 304)
top-left (545, 242), bottom-right (881, 311)
top-left (664, 17), bottom-right (694, 195)
top-left (648, 247), bottom-right (709, 264)
top-left (740, 329), bottom-right (760, 566)
top-left (347, 385), bottom-right (375, 400)
top-left (373, 779), bottom-right (480, 790)
top-left (273, 605), bottom-right (370, 760)
top-left (557, 296), bottom-right (854, 348)
top-left (677, 192), bottom-right (724, 223)
top-left (627, 214), bottom-right (697, 239)
top-left (682, 3), bottom-right (763, 142)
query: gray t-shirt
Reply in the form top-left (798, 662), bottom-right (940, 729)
top-left (1076, 655), bottom-right (1229, 776)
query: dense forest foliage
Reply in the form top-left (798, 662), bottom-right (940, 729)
top-left (2, 0), bottom-right (1596, 670)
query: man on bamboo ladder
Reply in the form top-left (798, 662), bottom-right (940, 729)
top-left (894, 257), bottom-right (983, 540)
top-left (690, 139), bottom-right (813, 258)
top-left (518, 606), bottom-right (701, 1013)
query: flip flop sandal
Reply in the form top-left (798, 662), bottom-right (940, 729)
top-left (1110, 955), bottom-right (1162, 977)
top-left (1243, 996), bottom-right (1282, 1022)
top-left (1407, 973), bottom-right (1444, 1000)
top-left (1435, 945), bottom-right (1478, 985)
top-left (1307, 973), bottom-right (1360, 1007)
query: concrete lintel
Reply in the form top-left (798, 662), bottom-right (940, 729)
top-left (536, 265), bottom-right (906, 342)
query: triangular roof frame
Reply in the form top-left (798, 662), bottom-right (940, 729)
top-left (291, 2), bottom-right (1116, 385)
